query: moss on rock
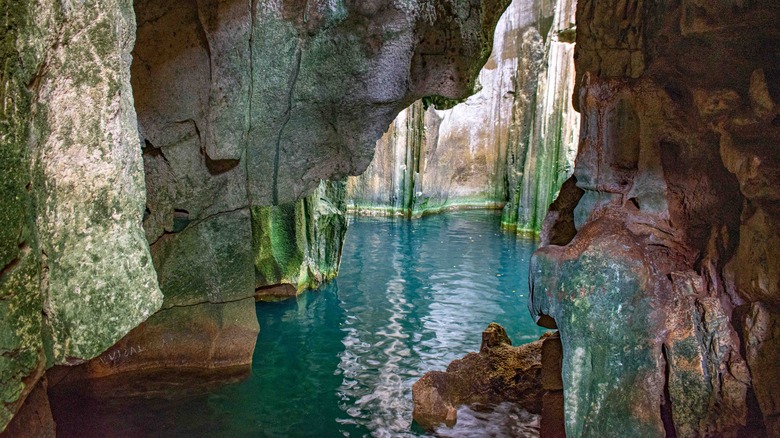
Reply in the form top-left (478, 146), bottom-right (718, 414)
top-left (252, 180), bottom-right (348, 295)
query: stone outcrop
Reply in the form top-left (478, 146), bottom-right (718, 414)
top-left (347, 0), bottom-right (579, 230)
top-left (412, 323), bottom-right (547, 430)
top-left (135, 0), bottom-right (511, 215)
top-left (50, 178), bottom-right (346, 383)
top-left (253, 180), bottom-right (348, 296)
top-left (1, 0), bottom-right (512, 432)
top-left (529, 1), bottom-right (780, 436)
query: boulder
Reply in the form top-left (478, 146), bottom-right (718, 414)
top-left (412, 323), bottom-right (547, 430)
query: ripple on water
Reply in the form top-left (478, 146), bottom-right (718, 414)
top-left (49, 211), bottom-right (549, 438)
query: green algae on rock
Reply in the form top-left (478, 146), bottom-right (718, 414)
top-left (31, 1), bottom-right (162, 364)
top-left (253, 180), bottom-right (348, 296)
top-left (501, 0), bottom-right (578, 236)
top-left (1, 0), bottom-right (162, 431)
top-left (151, 209), bottom-right (255, 309)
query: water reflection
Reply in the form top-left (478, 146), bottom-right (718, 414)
top-left (49, 211), bottom-right (548, 437)
top-left (330, 211), bottom-right (548, 436)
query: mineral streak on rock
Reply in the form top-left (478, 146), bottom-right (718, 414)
top-left (530, 1), bottom-right (780, 436)
top-left (348, 0), bottom-right (580, 229)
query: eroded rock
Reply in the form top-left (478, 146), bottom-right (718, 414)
top-left (530, 1), bottom-right (780, 436)
top-left (127, 0), bottom-right (511, 389)
top-left (48, 297), bottom-right (259, 381)
top-left (134, 0), bottom-right (511, 210)
top-left (744, 302), bottom-right (780, 436)
top-left (1, 0), bottom-right (162, 431)
top-left (252, 180), bottom-right (348, 295)
top-left (412, 323), bottom-right (547, 430)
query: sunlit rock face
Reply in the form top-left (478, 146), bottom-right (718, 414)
top-left (501, 0), bottom-right (578, 234)
top-left (347, 98), bottom-right (510, 216)
top-left (347, 0), bottom-right (579, 229)
top-left (530, 1), bottom-right (780, 436)
top-left (1, 0), bottom-right (510, 432)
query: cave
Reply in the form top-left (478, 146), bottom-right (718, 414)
top-left (1, 0), bottom-right (778, 437)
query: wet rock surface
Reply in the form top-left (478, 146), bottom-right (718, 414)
top-left (412, 323), bottom-right (549, 430)
top-left (348, 0), bottom-right (580, 231)
top-left (0, 378), bottom-right (55, 438)
top-left (0, 0), bottom-right (162, 430)
top-left (529, 1), bottom-right (780, 436)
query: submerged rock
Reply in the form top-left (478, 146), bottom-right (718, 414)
top-left (412, 323), bottom-right (548, 430)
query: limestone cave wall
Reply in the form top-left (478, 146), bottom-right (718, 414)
top-left (347, 0), bottom-right (580, 233)
top-left (0, 0), bottom-right (511, 432)
top-left (530, 1), bottom-right (780, 436)
top-left (0, 0), bottom-right (162, 430)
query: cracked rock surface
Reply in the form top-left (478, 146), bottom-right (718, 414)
top-left (529, 1), bottom-right (780, 436)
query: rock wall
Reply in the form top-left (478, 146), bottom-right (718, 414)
top-left (131, 0), bottom-right (509, 375)
top-left (0, 0), bottom-right (162, 431)
top-left (253, 180), bottom-right (348, 297)
top-left (530, 1), bottom-right (780, 436)
top-left (1, 0), bottom-right (512, 432)
top-left (347, 0), bottom-right (579, 229)
top-left (501, 0), bottom-right (578, 234)
top-left (347, 96), bottom-right (509, 216)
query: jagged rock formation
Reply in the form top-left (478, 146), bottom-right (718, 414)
top-left (412, 323), bottom-right (547, 430)
top-left (1, 0), bottom-right (511, 432)
top-left (529, 1), bottom-right (780, 436)
top-left (347, 0), bottom-right (579, 231)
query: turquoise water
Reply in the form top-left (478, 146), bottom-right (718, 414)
top-left (52, 210), bottom-right (548, 437)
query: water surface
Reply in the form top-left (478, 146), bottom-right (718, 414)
top-left (54, 210), bottom-right (548, 437)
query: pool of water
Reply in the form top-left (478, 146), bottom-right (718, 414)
top-left (53, 210), bottom-right (549, 437)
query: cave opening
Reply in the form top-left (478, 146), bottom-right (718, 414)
top-left (40, 0), bottom-right (576, 436)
